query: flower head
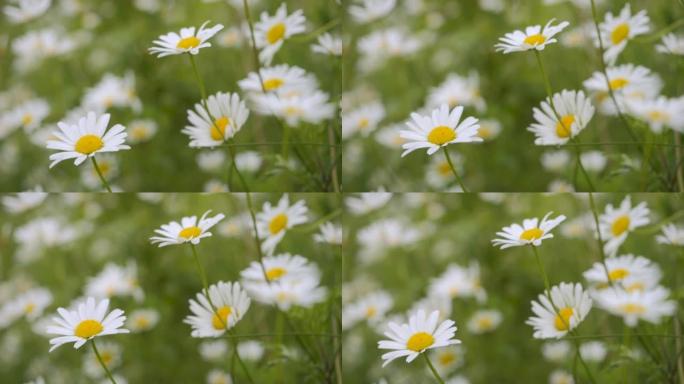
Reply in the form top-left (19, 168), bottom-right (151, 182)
top-left (598, 196), bottom-right (649, 255)
top-left (254, 4), bottom-right (306, 65)
top-left (400, 104), bottom-right (481, 157)
top-left (492, 212), bottom-right (566, 249)
top-left (594, 286), bottom-right (675, 327)
top-left (595, 4), bottom-right (650, 64)
top-left (184, 281), bottom-right (250, 337)
top-left (528, 90), bottom-right (595, 145)
top-left (148, 21), bottom-right (224, 58)
top-left (182, 92), bottom-right (250, 147)
top-left (656, 224), bottom-right (684, 246)
top-left (256, 195), bottom-right (308, 255)
top-left (526, 282), bottom-right (592, 339)
top-left (583, 254), bottom-right (661, 292)
top-left (656, 33), bottom-right (684, 56)
top-left (150, 210), bottom-right (225, 247)
top-left (495, 19), bottom-right (570, 54)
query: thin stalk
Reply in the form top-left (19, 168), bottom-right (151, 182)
top-left (422, 353), bottom-right (446, 384)
top-left (584, 192), bottom-right (613, 286)
top-left (188, 54), bottom-right (223, 140)
top-left (91, 339), bottom-right (117, 384)
top-left (571, 336), bottom-right (597, 384)
top-left (443, 148), bottom-right (468, 192)
top-left (90, 157), bottom-right (112, 193)
top-left (573, 144), bottom-right (596, 192)
top-left (533, 50), bottom-right (562, 122)
top-left (531, 246), bottom-right (551, 296)
top-left (229, 333), bottom-right (256, 384)
top-left (189, 244), bottom-right (210, 297)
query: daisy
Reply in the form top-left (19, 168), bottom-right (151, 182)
top-left (541, 150), bottom-right (571, 173)
top-left (656, 33), bottom-right (684, 56)
top-left (313, 222), bottom-right (343, 245)
top-left (356, 218), bottom-right (422, 263)
top-left (477, 119), bottom-right (502, 140)
top-left (184, 281), bottom-right (250, 337)
top-left (357, 28), bottom-right (421, 70)
top-left (345, 190), bottom-right (392, 215)
top-left (82, 72), bottom-right (141, 113)
top-left (342, 290), bottom-right (394, 330)
top-left (46, 111), bottom-right (130, 169)
top-left (4, 287), bottom-right (52, 322)
top-left (378, 309), bottom-right (460, 367)
top-left (149, 210), bottom-right (225, 247)
top-left (83, 341), bottom-right (121, 378)
top-left (252, 91), bottom-right (335, 127)
top-left (495, 19), bottom-right (570, 54)
top-left (656, 224), bottom-right (684, 246)
top-left (125, 309), bottom-right (159, 332)
top-left (426, 72), bottom-right (486, 112)
top-left (46, 297), bottom-right (129, 352)
top-left (254, 4), bottom-right (306, 65)
top-left (583, 64), bottom-right (662, 116)
top-left (580, 151), bottom-right (607, 173)
top-left (311, 33), bottom-right (342, 56)
top-left (594, 286), bottom-right (675, 327)
top-left (549, 370), bottom-right (574, 384)
top-left (542, 341), bottom-right (571, 362)
top-left (238, 64), bottom-right (317, 96)
top-left (342, 102), bottom-right (386, 138)
top-left (12, 28), bottom-right (76, 70)
top-left (3, 0), bottom-right (51, 24)
top-left (349, 0), bottom-right (396, 24)
top-left (426, 152), bottom-right (465, 190)
top-left (430, 345), bottom-right (465, 375)
top-left (595, 4), bottom-right (650, 64)
top-left (245, 275), bottom-right (327, 310)
top-left (526, 282), bottom-right (592, 339)
top-left (199, 340), bottom-right (228, 361)
top-left (528, 90), bottom-right (595, 145)
top-left (235, 151), bottom-right (263, 173)
top-left (628, 96), bottom-right (684, 133)
top-left (126, 119), bottom-right (157, 144)
top-left (240, 253), bottom-right (318, 284)
top-left (255, 195), bottom-right (308, 255)
top-left (85, 262), bottom-right (143, 301)
top-left (238, 340), bottom-right (265, 361)
top-left (491, 212), bottom-right (566, 249)
top-left (207, 370), bottom-right (232, 384)
top-left (583, 254), bottom-right (661, 292)
top-left (81, 154), bottom-right (118, 189)
top-left (598, 196), bottom-right (650, 255)
top-left (5, 98), bottom-right (49, 132)
top-left (148, 21), bottom-right (224, 58)
top-left (466, 309), bottom-right (502, 334)
top-left (579, 341), bottom-right (607, 362)
top-left (428, 262), bottom-right (485, 302)
top-left (182, 92), bottom-right (250, 147)
top-left (2, 186), bottom-right (47, 214)
top-left (400, 104), bottom-right (481, 157)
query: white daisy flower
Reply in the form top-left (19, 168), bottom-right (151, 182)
top-left (311, 33), bottom-right (342, 56)
top-left (549, 370), bottom-right (574, 384)
top-left (428, 262), bottom-right (486, 302)
top-left (148, 21), bottom-right (224, 58)
top-left (400, 104), bottom-right (481, 157)
top-left (345, 190), bottom-right (392, 215)
top-left (313, 222), bottom-right (342, 245)
top-left (12, 28), bottom-right (76, 70)
top-left (245, 275), bottom-right (327, 310)
top-left (342, 290), bottom-right (393, 330)
top-left (526, 282), bottom-right (592, 339)
top-left (426, 152), bottom-right (465, 190)
top-left (81, 153), bottom-right (118, 189)
top-left (5, 98), bottom-right (49, 132)
top-left (491, 212), bottom-right (566, 249)
top-left (528, 90), bottom-right (595, 145)
top-left (3, 0), bottom-right (51, 24)
top-left (378, 310), bottom-right (461, 367)
top-left (495, 19), bottom-right (570, 54)
top-left (46, 111), bottom-right (130, 169)
top-left (253, 91), bottom-right (335, 127)
top-left (583, 64), bottom-right (662, 116)
top-left (357, 28), bottom-right (421, 70)
top-left (594, 286), bottom-right (675, 327)
top-left (82, 72), bottom-right (141, 113)
top-left (46, 297), bottom-right (129, 352)
top-left (125, 309), bottom-right (159, 332)
top-left (430, 344), bottom-right (465, 376)
top-left (598, 196), bottom-right (650, 255)
top-left (83, 341), bottom-right (121, 378)
top-left (583, 254), bottom-right (661, 292)
top-left (237, 340), bottom-right (264, 361)
top-left (595, 4), bottom-right (650, 65)
top-left (426, 72), bottom-right (486, 112)
top-left (542, 340), bottom-right (571, 362)
top-left (477, 119), bottom-right (502, 140)
top-left (240, 253), bottom-right (317, 284)
top-left (349, 0), bottom-right (396, 24)
top-left (182, 92), bottom-right (250, 147)
top-left (206, 369), bottom-right (232, 384)
top-left (254, 4), bottom-right (306, 65)
top-left (627, 96), bottom-right (684, 133)
top-left (580, 151), bottom-right (607, 172)
top-left (541, 150), bottom-right (571, 173)
top-left (126, 119), bottom-right (158, 144)
top-left (579, 341), bottom-right (607, 363)
top-left (149, 210), bottom-right (225, 247)
top-left (656, 224), bottom-right (684, 246)
top-left (2, 186), bottom-right (47, 214)
top-left (3, 287), bottom-right (52, 323)
top-left (184, 281), bottom-right (250, 337)
top-left (466, 309), bottom-right (502, 334)
top-left (656, 33), bottom-right (684, 56)
top-left (255, 195), bottom-right (308, 255)
top-left (238, 64), bottom-right (317, 96)
top-left (199, 340), bottom-right (228, 361)
top-left (342, 101), bottom-right (385, 138)
top-left (85, 262), bottom-right (143, 301)
top-left (235, 150), bottom-right (262, 173)
top-left (356, 218), bottom-right (422, 263)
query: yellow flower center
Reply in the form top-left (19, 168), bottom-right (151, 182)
top-left (285, 106), bottom-right (302, 117)
top-left (210, 116), bottom-right (230, 141)
top-left (211, 306), bottom-right (232, 330)
top-left (625, 282), bottom-right (644, 292)
top-left (75, 134), bottom-right (104, 155)
top-left (135, 317), bottom-right (150, 328)
top-left (365, 306), bottom-right (377, 319)
top-left (266, 267), bottom-right (286, 281)
top-left (358, 118), bottom-right (369, 130)
top-left (608, 268), bottom-right (629, 281)
top-left (438, 351), bottom-right (456, 366)
top-left (524, 34), bottom-right (547, 46)
top-left (179, 226), bottom-right (202, 239)
top-left (611, 23), bottom-right (630, 45)
top-left (620, 303), bottom-right (645, 314)
top-left (611, 215), bottom-right (630, 236)
top-left (519, 227), bottom-right (544, 241)
top-left (553, 307), bottom-right (574, 331)
top-left (555, 115), bottom-right (575, 138)
top-left (263, 78), bottom-right (284, 91)
top-left (427, 126), bottom-right (456, 145)
top-left (406, 331), bottom-right (435, 352)
top-left (477, 317), bottom-right (493, 329)
top-left (22, 114), bottom-right (33, 126)
top-left (266, 23), bottom-right (286, 44)
top-left (648, 110), bottom-right (669, 122)
top-left (609, 78), bottom-right (629, 90)
top-left (177, 36), bottom-right (201, 49)
top-left (269, 213), bottom-right (288, 235)
top-left (478, 127), bottom-right (492, 139)
top-left (25, 303), bottom-right (36, 314)
top-left (74, 319), bottom-right (104, 339)
top-left (438, 162), bottom-right (452, 176)
top-left (100, 352), bottom-right (113, 365)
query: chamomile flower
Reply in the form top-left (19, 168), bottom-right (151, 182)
top-left (598, 196), bottom-right (650, 255)
top-left (184, 281), bottom-right (250, 337)
top-left (254, 4), bottom-right (306, 65)
top-left (4, 287), bottom-right (52, 322)
top-left (594, 286), bottom-right (675, 327)
top-left (656, 33), bottom-right (684, 56)
top-left (495, 19), bottom-right (570, 54)
top-left (3, 0), bottom-right (51, 24)
top-left (426, 152), bottom-right (465, 190)
top-left (580, 151), bottom-right (607, 172)
top-left (542, 341), bottom-right (571, 362)
top-left (85, 262), bottom-right (143, 301)
top-left (238, 340), bottom-right (264, 361)
top-left (430, 345), bottom-right (465, 375)
top-left (311, 33), bottom-right (342, 56)
top-left (199, 340), bottom-right (228, 361)
top-left (349, 0), bottom-right (396, 24)
top-left (357, 28), bottom-right (421, 70)
top-left (46, 111), bottom-right (130, 169)
top-left (541, 150), bottom-right (571, 173)
top-left (583, 64), bottom-right (662, 116)
top-left (313, 222), bottom-right (343, 245)
top-left (466, 309), bottom-right (502, 334)
top-left (238, 64), bottom-right (317, 96)
top-left (240, 253), bottom-right (318, 284)
top-left (245, 275), bottom-right (327, 310)
top-left (126, 119), bottom-right (157, 144)
top-left (82, 72), bottom-right (141, 113)
top-left (656, 224), bottom-right (684, 246)
top-left (206, 370), bottom-right (232, 384)
top-left (149, 210), bottom-right (225, 247)
top-left (5, 98), bottom-right (49, 132)
top-left (426, 72), bottom-right (486, 112)
top-left (342, 290), bottom-right (393, 330)
top-left (526, 282), bottom-right (592, 339)
top-left (583, 254), bottom-right (661, 292)
top-left (148, 21), bottom-right (224, 58)
top-left (345, 190), bottom-right (392, 215)
top-left (595, 4), bottom-right (650, 64)
top-left (182, 92), bottom-right (250, 147)
top-left (253, 91), bottom-right (335, 126)
top-left (378, 310), bottom-right (460, 367)
top-left (428, 263), bottom-right (485, 302)
top-left (491, 212), bottom-right (566, 249)
top-left (628, 96), bottom-right (684, 133)
top-left (2, 186), bottom-right (47, 214)
top-left (83, 341), bottom-right (121, 378)
top-left (126, 309), bottom-right (159, 332)
top-left (342, 102), bottom-right (386, 138)
top-left (400, 104), bottom-right (481, 157)
top-left (477, 119), bottom-right (502, 140)
top-left (528, 90), bottom-right (595, 145)
top-left (46, 297), bottom-right (128, 352)
top-left (579, 341), bottom-right (607, 362)
top-left (549, 370), bottom-right (574, 384)
top-left (255, 195), bottom-right (308, 255)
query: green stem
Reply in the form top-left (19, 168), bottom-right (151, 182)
top-left (91, 339), bottom-right (117, 384)
top-left (188, 54), bottom-right (223, 140)
top-left (422, 353), bottom-right (446, 384)
top-left (90, 157), bottom-right (112, 193)
top-left (634, 18), bottom-right (684, 44)
top-left (572, 338), bottom-right (597, 384)
top-left (585, 191), bottom-right (613, 286)
top-left (443, 148), bottom-right (468, 192)
top-left (229, 333), bottom-right (256, 384)
top-left (572, 143), bottom-right (596, 192)
top-left (530, 246), bottom-right (551, 296)
top-left (190, 244), bottom-right (210, 298)
top-left (533, 50), bottom-right (562, 122)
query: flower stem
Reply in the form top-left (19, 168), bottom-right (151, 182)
top-left (571, 142), bottom-right (596, 192)
top-left (91, 339), bottom-right (117, 384)
top-left (443, 148), bottom-right (468, 192)
top-left (187, 54), bottom-right (223, 140)
top-left (533, 50), bottom-right (562, 123)
top-left (584, 192), bottom-right (613, 286)
top-left (530, 245), bottom-right (551, 296)
top-left (189, 243), bottom-right (210, 298)
top-left (422, 353), bottom-right (446, 384)
top-left (572, 337), bottom-right (597, 384)
top-left (90, 157), bottom-right (112, 193)
top-left (228, 332), bottom-right (256, 384)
